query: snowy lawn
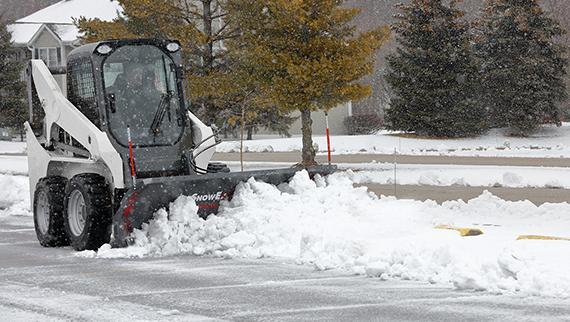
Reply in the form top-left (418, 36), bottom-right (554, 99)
top-left (80, 171), bottom-right (570, 298)
top-left (0, 155), bottom-right (29, 176)
top-left (344, 163), bottom-right (570, 189)
top-left (226, 161), bottom-right (570, 189)
top-left (217, 123), bottom-right (570, 158)
top-left (9, 151), bottom-right (570, 189)
top-left (0, 141), bottom-right (26, 155)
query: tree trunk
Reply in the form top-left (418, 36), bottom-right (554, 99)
top-left (240, 103), bottom-right (245, 172)
top-left (200, 1), bottom-right (216, 126)
top-left (247, 127), bottom-right (253, 140)
top-left (202, 0), bottom-right (214, 71)
top-left (300, 108), bottom-right (317, 167)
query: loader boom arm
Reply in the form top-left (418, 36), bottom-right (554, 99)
top-left (27, 59), bottom-right (125, 189)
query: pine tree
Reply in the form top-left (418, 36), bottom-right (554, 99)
top-left (474, 0), bottom-right (568, 136)
top-left (385, 0), bottom-right (485, 138)
top-left (0, 18), bottom-right (26, 134)
top-left (227, 0), bottom-right (389, 166)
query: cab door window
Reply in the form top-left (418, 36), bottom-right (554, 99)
top-left (67, 60), bottom-right (99, 127)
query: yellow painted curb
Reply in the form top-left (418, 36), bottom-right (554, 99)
top-left (435, 225), bottom-right (484, 237)
top-left (517, 235), bottom-right (570, 241)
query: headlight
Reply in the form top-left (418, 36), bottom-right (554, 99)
top-left (96, 44), bottom-right (113, 55)
top-left (166, 42), bottom-right (180, 53)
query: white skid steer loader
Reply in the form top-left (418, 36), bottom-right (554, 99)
top-left (26, 39), bottom-right (336, 251)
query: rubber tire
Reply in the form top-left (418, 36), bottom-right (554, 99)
top-left (63, 174), bottom-right (112, 251)
top-left (33, 176), bottom-right (69, 247)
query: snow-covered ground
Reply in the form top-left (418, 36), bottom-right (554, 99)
top-left (0, 155), bottom-right (28, 176)
top-left (226, 161), bottom-right (570, 189)
top-left (8, 151), bottom-right (570, 190)
top-left (1, 144), bottom-right (569, 298)
top-left (0, 174), bottom-right (29, 218)
top-left (0, 141), bottom-right (26, 155)
top-left (346, 164), bottom-right (570, 189)
top-left (79, 171), bottom-right (570, 298)
top-left (217, 123), bottom-right (570, 158)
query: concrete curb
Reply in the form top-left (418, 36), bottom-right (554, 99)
top-left (517, 235), bottom-right (570, 241)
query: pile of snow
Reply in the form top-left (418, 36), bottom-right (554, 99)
top-left (81, 171), bottom-right (570, 297)
top-left (0, 175), bottom-right (30, 217)
top-left (217, 123), bottom-right (570, 158)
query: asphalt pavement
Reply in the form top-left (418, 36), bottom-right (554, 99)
top-left (363, 184), bottom-right (569, 205)
top-left (1, 217), bottom-right (570, 321)
top-left (214, 152), bottom-right (570, 168)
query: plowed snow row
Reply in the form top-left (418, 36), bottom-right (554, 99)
top-left (79, 171), bottom-right (570, 298)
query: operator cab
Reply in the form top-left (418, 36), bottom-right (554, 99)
top-left (64, 39), bottom-right (193, 181)
top-left (102, 43), bottom-right (183, 147)
top-left (67, 39), bottom-right (187, 148)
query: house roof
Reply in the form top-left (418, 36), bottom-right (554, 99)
top-left (16, 0), bottom-right (122, 24)
top-left (7, 23), bottom-right (43, 45)
top-left (9, 0), bottom-right (122, 46)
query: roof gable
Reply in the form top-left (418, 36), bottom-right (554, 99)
top-left (17, 0), bottom-right (122, 24)
top-left (29, 24), bottom-right (63, 47)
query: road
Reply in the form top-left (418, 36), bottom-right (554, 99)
top-left (1, 217), bottom-right (570, 321)
top-left (214, 152), bottom-right (570, 167)
top-left (361, 184), bottom-right (569, 205)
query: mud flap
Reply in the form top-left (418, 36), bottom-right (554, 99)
top-left (111, 166), bottom-right (337, 247)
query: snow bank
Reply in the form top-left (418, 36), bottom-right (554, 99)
top-left (217, 123), bottom-right (570, 158)
top-left (81, 171), bottom-right (570, 297)
top-left (0, 175), bottom-right (30, 217)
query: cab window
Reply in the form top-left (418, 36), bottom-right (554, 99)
top-left (67, 59), bottom-right (99, 127)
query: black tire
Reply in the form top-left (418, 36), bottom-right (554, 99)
top-left (63, 174), bottom-right (112, 251)
top-left (33, 176), bottom-right (69, 247)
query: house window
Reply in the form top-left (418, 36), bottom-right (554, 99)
top-left (34, 47), bottom-right (62, 67)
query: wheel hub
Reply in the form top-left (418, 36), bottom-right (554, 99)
top-left (36, 191), bottom-right (50, 235)
top-left (68, 190), bottom-right (87, 237)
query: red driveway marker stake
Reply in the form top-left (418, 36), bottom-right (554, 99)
top-left (127, 126), bottom-right (137, 189)
top-left (325, 112), bottom-right (331, 165)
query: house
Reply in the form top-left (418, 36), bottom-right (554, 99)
top-left (8, 0), bottom-right (122, 92)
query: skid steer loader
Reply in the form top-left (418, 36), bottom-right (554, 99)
top-left (26, 39), bottom-right (336, 251)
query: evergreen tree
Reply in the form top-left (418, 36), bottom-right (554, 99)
top-left (385, 0), bottom-right (485, 138)
top-left (474, 0), bottom-right (568, 136)
top-left (0, 18), bottom-right (26, 135)
top-left (227, 0), bottom-right (389, 166)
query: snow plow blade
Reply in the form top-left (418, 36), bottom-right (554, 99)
top-left (111, 165), bottom-right (337, 247)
